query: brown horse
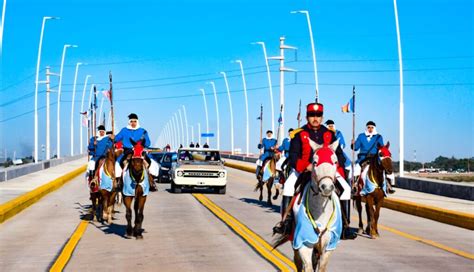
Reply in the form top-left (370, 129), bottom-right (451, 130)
top-left (98, 145), bottom-right (120, 224)
top-left (255, 152), bottom-right (281, 205)
top-left (122, 139), bottom-right (150, 239)
top-left (354, 142), bottom-right (393, 238)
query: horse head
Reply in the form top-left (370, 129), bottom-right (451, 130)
top-left (308, 132), bottom-right (339, 197)
top-left (377, 141), bottom-right (393, 175)
top-left (130, 138), bottom-right (146, 173)
top-left (115, 141), bottom-right (124, 158)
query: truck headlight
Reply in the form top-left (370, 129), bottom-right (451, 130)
top-left (177, 171), bottom-right (184, 177)
top-left (219, 171), bottom-right (225, 178)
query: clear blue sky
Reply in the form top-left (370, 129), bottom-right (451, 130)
top-left (0, 0), bottom-right (473, 162)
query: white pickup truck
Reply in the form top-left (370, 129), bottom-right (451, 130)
top-left (170, 148), bottom-right (227, 194)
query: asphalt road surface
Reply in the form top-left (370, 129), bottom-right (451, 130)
top-left (1, 167), bottom-right (473, 271)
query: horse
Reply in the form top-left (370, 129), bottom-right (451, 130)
top-left (97, 145), bottom-right (120, 224)
top-left (274, 132), bottom-right (342, 272)
top-left (88, 161), bottom-right (103, 221)
top-left (354, 142), bottom-right (393, 238)
top-left (122, 139), bottom-right (150, 239)
top-left (255, 151), bottom-right (281, 205)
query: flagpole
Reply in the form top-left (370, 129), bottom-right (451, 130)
top-left (351, 85), bottom-right (356, 189)
top-left (297, 99), bottom-right (301, 128)
top-left (93, 86), bottom-right (97, 157)
top-left (109, 71), bottom-right (115, 134)
top-left (259, 104), bottom-right (263, 155)
top-left (276, 104), bottom-right (283, 145)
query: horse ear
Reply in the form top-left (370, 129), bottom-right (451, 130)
top-left (130, 138), bottom-right (136, 146)
top-left (308, 138), bottom-right (322, 151)
top-left (386, 141), bottom-right (390, 149)
top-left (329, 139), bottom-right (339, 151)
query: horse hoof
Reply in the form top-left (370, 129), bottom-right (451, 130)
top-left (357, 228), bottom-right (364, 234)
top-left (272, 195), bottom-right (278, 200)
top-left (135, 235), bottom-right (143, 240)
top-left (259, 196), bottom-right (263, 201)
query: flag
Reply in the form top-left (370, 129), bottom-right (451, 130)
top-left (102, 89), bottom-right (111, 102)
top-left (80, 111), bottom-right (88, 127)
top-left (278, 113), bottom-right (282, 124)
top-left (341, 97), bottom-right (354, 113)
top-left (296, 112), bottom-right (301, 121)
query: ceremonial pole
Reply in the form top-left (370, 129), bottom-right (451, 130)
top-left (109, 72), bottom-right (115, 134)
top-left (259, 104), bottom-right (263, 155)
top-left (351, 86), bottom-right (356, 189)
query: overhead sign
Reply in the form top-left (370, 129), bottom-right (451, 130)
top-left (201, 133), bottom-right (214, 137)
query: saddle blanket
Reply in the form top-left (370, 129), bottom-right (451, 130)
top-left (262, 160), bottom-right (273, 183)
top-left (360, 167), bottom-right (387, 196)
top-left (123, 168), bottom-right (150, 197)
top-left (99, 165), bottom-right (114, 192)
top-left (293, 184), bottom-right (342, 251)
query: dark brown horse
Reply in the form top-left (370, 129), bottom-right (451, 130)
top-left (122, 139), bottom-right (149, 239)
top-left (354, 142), bottom-right (393, 238)
top-left (255, 152), bottom-right (281, 205)
top-left (98, 145), bottom-right (120, 224)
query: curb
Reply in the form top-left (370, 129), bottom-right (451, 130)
top-left (224, 160), bottom-right (474, 230)
top-left (0, 165), bottom-right (87, 224)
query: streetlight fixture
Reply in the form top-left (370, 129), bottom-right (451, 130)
top-left (234, 60), bottom-right (249, 156)
top-left (291, 10), bottom-right (320, 102)
top-left (199, 88), bottom-right (210, 145)
top-left (80, 75), bottom-right (91, 154)
top-left (56, 43), bottom-right (78, 158)
top-left (220, 72), bottom-right (234, 155)
top-left (252, 41), bottom-right (275, 133)
top-left (206, 82), bottom-right (220, 150)
top-left (70, 62), bottom-right (82, 156)
top-left (34, 16), bottom-right (59, 163)
top-left (393, 0), bottom-right (404, 176)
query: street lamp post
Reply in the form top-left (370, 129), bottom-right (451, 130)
top-left (291, 10), bottom-right (320, 102)
top-left (393, 0), bottom-right (404, 177)
top-left (252, 41), bottom-right (275, 133)
top-left (199, 88), bottom-right (210, 145)
top-left (0, 0), bottom-right (6, 54)
top-left (197, 123), bottom-right (201, 146)
top-left (70, 62), bottom-right (82, 156)
top-left (174, 113), bottom-right (180, 148)
top-left (57, 44), bottom-right (77, 159)
top-left (190, 125), bottom-right (194, 143)
top-left (220, 72), bottom-right (234, 155)
top-left (178, 108), bottom-right (185, 146)
top-left (182, 105), bottom-right (189, 146)
top-left (207, 82), bottom-right (220, 150)
top-left (34, 16), bottom-right (58, 163)
top-left (235, 60), bottom-right (249, 156)
top-left (80, 75), bottom-right (91, 154)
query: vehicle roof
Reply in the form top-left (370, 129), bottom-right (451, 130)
top-left (178, 148), bottom-right (220, 152)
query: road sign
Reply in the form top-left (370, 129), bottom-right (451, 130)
top-left (201, 133), bottom-right (214, 137)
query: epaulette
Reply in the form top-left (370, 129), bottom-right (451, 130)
top-left (290, 128), bottom-right (304, 139)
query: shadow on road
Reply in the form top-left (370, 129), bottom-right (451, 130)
top-left (238, 197), bottom-right (280, 214)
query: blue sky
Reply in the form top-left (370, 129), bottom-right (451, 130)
top-left (0, 0), bottom-right (473, 162)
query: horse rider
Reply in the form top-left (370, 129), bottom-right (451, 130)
top-left (256, 130), bottom-right (278, 179)
top-left (189, 142), bottom-right (195, 148)
top-left (203, 142), bottom-right (209, 148)
top-left (87, 125), bottom-right (113, 178)
top-left (273, 103), bottom-right (348, 235)
top-left (276, 128), bottom-right (293, 172)
top-left (351, 121), bottom-right (395, 193)
top-left (112, 113), bottom-right (157, 191)
top-left (195, 142), bottom-right (200, 148)
top-left (165, 144), bottom-right (171, 152)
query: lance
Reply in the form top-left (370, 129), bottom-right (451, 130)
top-left (93, 85), bottom-right (97, 156)
top-left (276, 104), bottom-right (283, 145)
top-left (109, 71), bottom-right (115, 134)
top-left (259, 104), bottom-right (263, 155)
top-left (297, 99), bottom-right (302, 128)
top-left (351, 85), bottom-right (356, 189)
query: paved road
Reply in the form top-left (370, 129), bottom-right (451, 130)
top-left (0, 167), bottom-right (473, 271)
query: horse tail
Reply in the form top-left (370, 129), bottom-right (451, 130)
top-left (254, 180), bottom-right (262, 192)
top-left (272, 233), bottom-right (290, 250)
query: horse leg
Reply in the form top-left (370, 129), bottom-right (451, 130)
top-left (135, 195), bottom-right (147, 239)
top-left (355, 196), bottom-right (364, 234)
top-left (298, 246), bottom-right (314, 272)
top-left (266, 179), bottom-right (272, 205)
top-left (259, 182), bottom-right (263, 202)
top-left (123, 196), bottom-right (133, 238)
top-left (366, 196), bottom-right (376, 238)
top-left (107, 191), bottom-right (116, 224)
top-left (273, 177), bottom-right (280, 200)
top-left (293, 249), bottom-right (303, 272)
top-left (318, 250), bottom-right (333, 272)
top-left (374, 194), bottom-right (383, 237)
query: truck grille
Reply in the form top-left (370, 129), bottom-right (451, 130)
top-left (183, 171), bottom-right (220, 178)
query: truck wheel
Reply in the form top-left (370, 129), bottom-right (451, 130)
top-left (171, 181), bottom-right (182, 193)
top-left (215, 185), bottom-right (226, 195)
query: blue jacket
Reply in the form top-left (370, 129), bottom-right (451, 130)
top-left (278, 137), bottom-right (291, 154)
top-left (352, 133), bottom-right (384, 163)
top-left (258, 138), bottom-right (277, 152)
top-left (88, 136), bottom-right (113, 161)
top-left (335, 130), bottom-right (346, 149)
top-left (115, 127), bottom-right (151, 149)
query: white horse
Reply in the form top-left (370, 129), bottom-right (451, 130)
top-left (292, 135), bottom-right (342, 272)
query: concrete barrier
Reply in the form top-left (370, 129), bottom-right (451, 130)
top-left (396, 176), bottom-right (474, 201)
top-left (0, 154), bottom-right (86, 182)
top-left (0, 165), bottom-right (87, 223)
top-left (223, 158), bottom-right (474, 230)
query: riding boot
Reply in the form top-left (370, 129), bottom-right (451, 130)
top-left (149, 175), bottom-right (158, 192)
top-left (387, 182), bottom-right (396, 194)
top-left (273, 209), bottom-right (294, 235)
top-left (280, 196), bottom-right (291, 218)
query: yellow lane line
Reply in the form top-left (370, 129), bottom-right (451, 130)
top-left (193, 193), bottom-right (296, 271)
top-left (351, 216), bottom-right (474, 260)
top-left (50, 219), bottom-right (90, 271)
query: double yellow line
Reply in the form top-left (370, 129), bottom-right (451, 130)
top-left (193, 193), bottom-right (296, 271)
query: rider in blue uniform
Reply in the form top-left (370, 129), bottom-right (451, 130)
top-left (278, 128), bottom-right (293, 156)
top-left (256, 130), bottom-right (278, 178)
top-left (326, 120), bottom-right (351, 171)
top-left (88, 125), bottom-right (113, 177)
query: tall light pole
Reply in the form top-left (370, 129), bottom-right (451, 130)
top-left (190, 125), bottom-right (194, 143)
top-left (56, 44), bottom-right (77, 158)
top-left (70, 62), bottom-right (82, 156)
top-left (393, 0), bottom-right (404, 177)
top-left (199, 88), bottom-right (210, 144)
top-left (178, 108), bottom-right (185, 146)
top-left (220, 72), bottom-right (234, 155)
top-left (197, 123), bottom-right (201, 146)
top-left (170, 117), bottom-right (177, 149)
top-left (98, 96), bottom-right (105, 125)
top-left (252, 41), bottom-right (275, 133)
top-left (291, 10), bottom-right (319, 102)
top-left (80, 75), bottom-right (91, 154)
top-left (34, 16), bottom-right (58, 163)
top-left (268, 37), bottom-right (297, 144)
top-left (235, 60), bottom-right (249, 156)
top-left (0, 0), bottom-right (6, 54)
top-left (173, 113), bottom-right (180, 148)
top-left (207, 82), bottom-right (220, 150)
top-left (182, 105), bottom-right (189, 145)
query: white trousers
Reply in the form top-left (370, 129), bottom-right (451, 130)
top-left (283, 169), bottom-right (299, 197)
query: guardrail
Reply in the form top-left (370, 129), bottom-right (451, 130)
top-left (397, 176), bottom-right (473, 201)
top-left (0, 154), bottom-right (87, 182)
